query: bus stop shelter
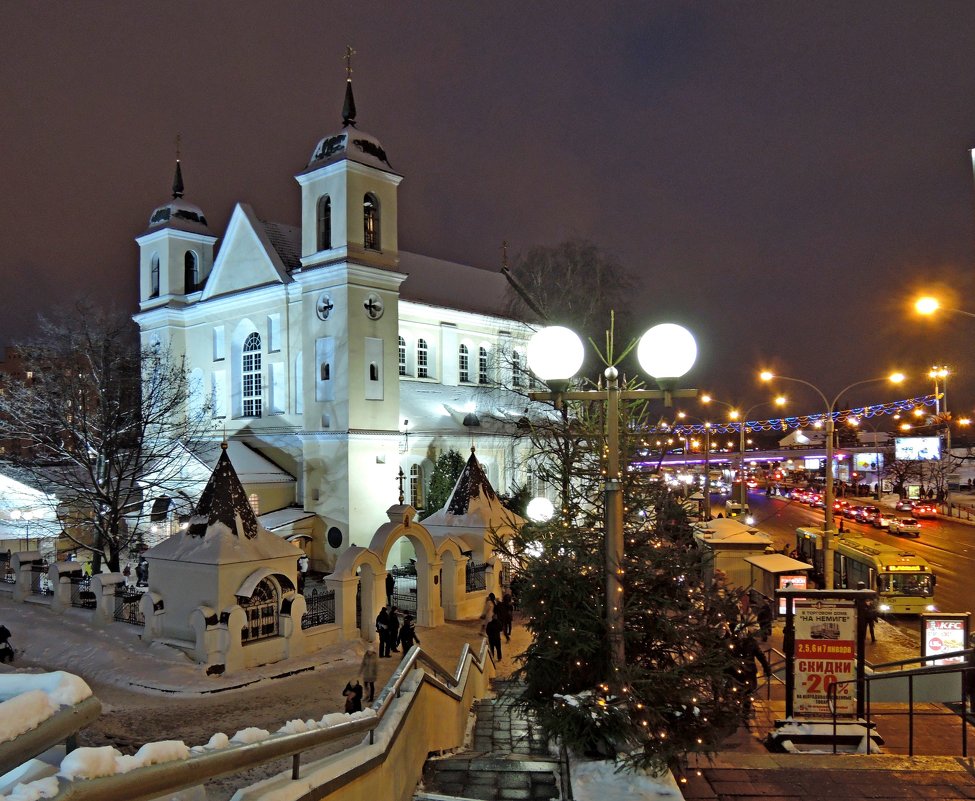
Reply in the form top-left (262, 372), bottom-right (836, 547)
top-left (744, 552), bottom-right (812, 607)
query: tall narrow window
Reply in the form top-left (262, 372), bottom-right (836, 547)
top-left (150, 255), bottom-right (160, 298)
top-left (363, 193), bottom-right (380, 250)
top-left (410, 464), bottom-right (424, 509)
top-left (459, 344), bottom-right (470, 383)
top-left (242, 332), bottom-right (262, 417)
top-left (416, 338), bottom-right (429, 378)
top-left (184, 251), bottom-right (199, 293)
top-left (398, 336), bottom-right (407, 376)
top-left (317, 195), bottom-right (331, 251)
top-left (478, 346), bottom-right (489, 385)
top-left (512, 351), bottom-right (523, 387)
top-left (248, 493), bottom-right (260, 515)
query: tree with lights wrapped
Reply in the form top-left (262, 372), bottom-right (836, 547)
top-left (501, 379), bottom-right (756, 774)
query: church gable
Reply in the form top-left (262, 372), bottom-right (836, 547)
top-left (202, 204), bottom-right (292, 300)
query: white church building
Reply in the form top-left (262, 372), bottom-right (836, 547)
top-left (133, 76), bottom-right (537, 573)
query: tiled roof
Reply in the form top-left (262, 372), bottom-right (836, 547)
top-left (259, 220), bottom-right (301, 273)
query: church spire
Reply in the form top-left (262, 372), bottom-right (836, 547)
top-left (172, 133), bottom-right (184, 199)
top-left (342, 45), bottom-right (357, 127)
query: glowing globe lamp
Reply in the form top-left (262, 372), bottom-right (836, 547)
top-left (527, 326), bottom-right (585, 382)
top-left (526, 497), bottom-right (555, 523)
top-left (637, 323), bottom-right (697, 379)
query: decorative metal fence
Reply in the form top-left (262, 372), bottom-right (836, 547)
top-left (466, 562), bottom-right (487, 592)
top-left (301, 588), bottom-right (335, 630)
top-left (29, 564), bottom-right (52, 596)
top-left (113, 589), bottom-right (146, 626)
top-left (70, 576), bottom-right (95, 608)
top-left (240, 579), bottom-right (278, 643)
top-left (391, 590), bottom-right (417, 615)
top-left (1, 567), bottom-right (15, 585)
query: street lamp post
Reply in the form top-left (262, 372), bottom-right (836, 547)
top-left (760, 371), bottom-right (905, 589)
top-left (675, 412), bottom-right (713, 520)
top-left (527, 323), bottom-right (698, 679)
top-left (10, 509), bottom-right (33, 551)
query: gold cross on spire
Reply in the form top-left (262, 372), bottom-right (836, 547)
top-left (344, 46), bottom-right (356, 80)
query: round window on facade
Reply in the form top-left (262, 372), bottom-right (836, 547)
top-left (327, 526), bottom-right (343, 549)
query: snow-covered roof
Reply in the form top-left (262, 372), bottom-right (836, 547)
top-left (398, 251), bottom-right (512, 319)
top-left (744, 553), bottom-right (813, 574)
top-left (190, 440), bottom-right (295, 486)
top-left (693, 518), bottom-right (772, 545)
top-left (422, 448), bottom-right (524, 534)
top-left (259, 507), bottom-right (316, 530)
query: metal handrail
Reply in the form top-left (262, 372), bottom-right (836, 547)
top-left (826, 655), bottom-right (973, 757)
top-left (40, 639), bottom-right (490, 801)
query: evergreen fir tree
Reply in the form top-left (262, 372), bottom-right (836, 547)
top-left (501, 375), bottom-right (753, 774)
top-left (420, 448), bottom-right (466, 519)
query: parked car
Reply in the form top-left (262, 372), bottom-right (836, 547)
top-left (894, 499), bottom-right (916, 512)
top-left (872, 511), bottom-right (895, 529)
top-left (912, 502), bottom-right (937, 518)
top-left (889, 517), bottom-right (921, 537)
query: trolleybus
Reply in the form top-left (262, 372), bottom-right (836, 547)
top-left (795, 527), bottom-right (936, 614)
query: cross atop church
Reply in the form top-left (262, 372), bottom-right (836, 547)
top-left (344, 46), bottom-right (356, 80)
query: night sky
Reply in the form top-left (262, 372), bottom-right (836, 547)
top-left (3, 3), bottom-right (975, 417)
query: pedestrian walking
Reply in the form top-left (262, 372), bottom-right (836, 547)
top-left (0, 623), bottom-right (13, 663)
top-left (343, 681), bottom-right (363, 714)
top-left (864, 598), bottom-right (879, 644)
top-left (385, 572), bottom-right (395, 606)
top-left (755, 598), bottom-right (773, 643)
top-left (359, 648), bottom-right (378, 702)
top-left (496, 593), bottom-right (513, 642)
top-left (486, 616), bottom-right (503, 661)
top-left (388, 606), bottom-right (401, 653)
top-left (399, 615), bottom-right (420, 651)
top-left (376, 606), bottom-right (391, 658)
top-left (480, 592), bottom-right (497, 628)
top-left (726, 624), bottom-right (771, 720)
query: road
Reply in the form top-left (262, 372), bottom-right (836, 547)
top-left (727, 489), bottom-right (975, 623)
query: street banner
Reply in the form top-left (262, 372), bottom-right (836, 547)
top-left (921, 614), bottom-right (969, 666)
top-left (794, 600), bottom-right (856, 717)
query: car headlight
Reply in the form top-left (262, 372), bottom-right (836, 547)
top-left (925, 604), bottom-right (937, 612)
top-left (879, 604), bottom-right (891, 612)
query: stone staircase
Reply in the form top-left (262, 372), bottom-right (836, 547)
top-left (416, 680), bottom-right (562, 801)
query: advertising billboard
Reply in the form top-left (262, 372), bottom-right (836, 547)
top-left (894, 437), bottom-right (941, 461)
top-left (794, 600), bottom-right (857, 717)
top-left (921, 614), bottom-right (969, 666)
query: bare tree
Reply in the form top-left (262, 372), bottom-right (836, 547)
top-left (881, 448), bottom-right (922, 498)
top-left (0, 303), bottom-right (212, 571)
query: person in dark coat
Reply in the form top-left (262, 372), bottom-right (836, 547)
top-left (343, 681), bottom-right (363, 714)
top-left (376, 607), bottom-right (391, 658)
top-left (388, 606), bottom-right (401, 653)
top-left (0, 624), bottom-right (12, 663)
top-left (385, 572), bottom-right (395, 606)
top-left (755, 598), bottom-right (773, 642)
top-left (496, 593), bottom-right (513, 642)
top-left (727, 626), bottom-right (771, 717)
top-left (486, 616), bottom-right (503, 661)
top-left (399, 615), bottom-right (420, 651)
top-left (864, 598), bottom-right (879, 644)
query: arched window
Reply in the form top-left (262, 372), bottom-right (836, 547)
top-left (363, 193), bottom-right (380, 250)
top-left (459, 344), bottom-right (470, 383)
top-left (410, 464), bottom-right (424, 509)
top-left (478, 346), bottom-right (490, 385)
top-left (369, 362), bottom-right (379, 381)
top-left (242, 332), bottom-right (262, 417)
top-left (317, 195), bottom-right (331, 251)
top-left (184, 251), bottom-right (199, 293)
top-left (512, 351), bottom-right (523, 387)
top-left (398, 336), bottom-right (407, 376)
top-left (416, 338), bottom-right (429, 378)
top-left (241, 578), bottom-right (278, 643)
top-left (149, 255), bottom-right (160, 298)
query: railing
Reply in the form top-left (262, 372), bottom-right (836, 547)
top-left (33, 640), bottom-right (491, 801)
top-left (392, 590), bottom-right (417, 615)
top-left (69, 576), bottom-right (95, 609)
top-left (29, 565), bottom-right (52, 596)
top-left (466, 562), bottom-right (487, 592)
top-left (300, 588), bottom-right (335, 630)
top-left (827, 647), bottom-right (974, 756)
top-left (113, 589), bottom-right (145, 627)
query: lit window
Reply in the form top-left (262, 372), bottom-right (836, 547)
top-left (363, 193), bottom-right (380, 250)
top-left (242, 332), bottom-right (262, 417)
top-left (479, 346), bottom-right (489, 385)
top-left (398, 336), bottom-right (407, 376)
top-left (459, 344), bottom-right (470, 383)
top-left (317, 195), bottom-right (331, 250)
top-left (416, 338), bottom-right (429, 378)
top-left (249, 493), bottom-right (260, 515)
top-left (410, 464), bottom-right (424, 509)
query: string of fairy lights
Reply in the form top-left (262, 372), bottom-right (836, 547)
top-left (662, 393), bottom-right (938, 437)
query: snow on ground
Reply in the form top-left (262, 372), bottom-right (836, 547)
top-left (571, 758), bottom-right (681, 801)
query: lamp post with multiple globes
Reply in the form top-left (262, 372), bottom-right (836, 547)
top-left (759, 371), bottom-right (905, 589)
top-left (526, 323), bottom-right (698, 678)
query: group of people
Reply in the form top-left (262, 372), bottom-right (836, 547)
top-left (374, 605), bottom-right (419, 659)
top-left (480, 591), bottom-right (513, 661)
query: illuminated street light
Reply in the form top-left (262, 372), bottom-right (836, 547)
top-left (914, 296), bottom-right (975, 320)
top-left (702, 393), bottom-right (785, 516)
top-left (760, 371), bottom-right (905, 588)
top-left (527, 322), bottom-right (697, 678)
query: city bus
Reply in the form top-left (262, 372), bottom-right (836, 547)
top-left (795, 527), bottom-right (937, 614)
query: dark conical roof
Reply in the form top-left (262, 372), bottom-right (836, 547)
top-left (172, 160), bottom-right (184, 198)
top-left (446, 447), bottom-right (499, 515)
top-left (188, 444), bottom-right (258, 539)
top-left (342, 79), bottom-right (357, 127)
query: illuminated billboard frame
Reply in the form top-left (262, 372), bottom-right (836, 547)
top-left (894, 436), bottom-right (941, 461)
